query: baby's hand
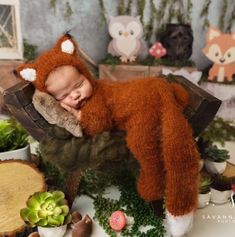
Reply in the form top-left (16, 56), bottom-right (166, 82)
top-left (60, 102), bottom-right (81, 121)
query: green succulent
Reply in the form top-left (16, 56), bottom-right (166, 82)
top-left (199, 175), bottom-right (212, 194)
top-left (204, 145), bottom-right (230, 163)
top-left (20, 191), bottom-right (72, 227)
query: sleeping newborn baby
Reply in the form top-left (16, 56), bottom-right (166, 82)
top-left (16, 34), bottom-right (200, 237)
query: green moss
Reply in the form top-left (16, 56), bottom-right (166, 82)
top-left (23, 39), bottom-right (38, 61)
top-left (141, 56), bottom-right (195, 67)
top-left (79, 170), bottom-right (165, 237)
top-left (101, 54), bottom-right (195, 67)
top-left (100, 54), bottom-right (120, 66)
top-left (36, 149), bottom-right (66, 190)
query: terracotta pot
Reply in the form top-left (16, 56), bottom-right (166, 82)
top-left (198, 192), bottom-right (211, 208)
top-left (210, 188), bottom-right (231, 204)
top-left (38, 225), bottom-right (67, 237)
top-left (0, 144), bottom-right (31, 161)
top-left (204, 159), bottom-right (227, 174)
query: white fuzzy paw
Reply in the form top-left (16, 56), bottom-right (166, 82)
top-left (166, 210), bottom-right (194, 237)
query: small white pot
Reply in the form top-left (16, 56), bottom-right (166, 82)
top-left (38, 225), bottom-right (67, 237)
top-left (198, 192), bottom-right (211, 208)
top-left (0, 144), bottom-right (31, 161)
top-left (210, 188), bottom-right (231, 204)
top-left (204, 159), bottom-right (227, 174)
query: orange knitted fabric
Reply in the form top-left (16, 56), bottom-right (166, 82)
top-left (80, 78), bottom-right (200, 216)
top-left (15, 34), bottom-right (96, 92)
top-left (16, 34), bottom-right (200, 216)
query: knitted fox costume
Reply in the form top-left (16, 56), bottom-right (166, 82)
top-left (16, 34), bottom-right (200, 236)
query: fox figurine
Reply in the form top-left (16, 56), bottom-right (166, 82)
top-left (202, 26), bottom-right (235, 82)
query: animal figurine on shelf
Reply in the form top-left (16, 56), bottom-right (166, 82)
top-left (107, 15), bottom-right (144, 63)
top-left (202, 26), bottom-right (235, 83)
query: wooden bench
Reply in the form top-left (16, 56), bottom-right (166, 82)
top-left (2, 73), bottom-right (222, 206)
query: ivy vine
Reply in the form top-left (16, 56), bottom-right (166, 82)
top-left (49, 0), bottom-right (73, 20)
top-left (200, 117), bottom-right (235, 146)
top-left (219, 0), bottom-right (228, 32)
top-left (226, 3), bottom-right (235, 32)
top-left (79, 169), bottom-right (165, 237)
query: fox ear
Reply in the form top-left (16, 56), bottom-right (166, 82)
top-left (207, 27), bottom-right (221, 41)
top-left (19, 68), bottom-right (36, 82)
top-left (61, 39), bottom-right (75, 54)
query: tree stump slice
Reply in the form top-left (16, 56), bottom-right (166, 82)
top-left (0, 160), bottom-right (46, 236)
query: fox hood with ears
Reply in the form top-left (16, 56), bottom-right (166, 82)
top-left (202, 27), bottom-right (235, 65)
top-left (15, 34), bottom-right (96, 92)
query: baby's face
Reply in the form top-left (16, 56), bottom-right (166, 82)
top-left (46, 65), bottom-right (93, 109)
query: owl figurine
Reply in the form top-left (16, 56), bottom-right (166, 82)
top-left (108, 15), bottom-right (144, 63)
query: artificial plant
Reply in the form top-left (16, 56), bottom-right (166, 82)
top-left (211, 175), bottom-right (231, 191)
top-left (0, 118), bottom-right (29, 152)
top-left (199, 117), bottom-right (235, 146)
top-left (203, 145), bottom-right (230, 163)
top-left (199, 175), bottom-right (212, 194)
top-left (20, 191), bottom-right (72, 227)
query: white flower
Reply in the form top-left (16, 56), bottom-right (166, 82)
top-left (20, 68), bottom-right (36, 82)
top-left (61, 39), bottom-right (75, 54)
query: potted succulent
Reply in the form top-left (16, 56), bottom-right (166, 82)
top-left (0, 118), bottom-right (30, 160)
top-left (204, 145), bottom-right (230, 174)
top-left (20, 190), bottom-right (72, 237)
top-left (198, 175), bottom-right (212, 209)
top-left (210, 175), bottom-right (232, 204)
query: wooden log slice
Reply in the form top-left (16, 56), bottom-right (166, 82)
top-left (0, 160), bottom-right (46, 236)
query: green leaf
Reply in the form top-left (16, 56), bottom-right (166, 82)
top-left (27, 212), bottom-right (40, 225)
top-left (53, 215), bottom-right (65, 226)
top-left (52, 191), bottom-right (65, 203)
top-left (60, 205), bottom-right (69, 216)
top-left (38, 210), bottom-right (48, 219)
top-left (64, 214), bottom-right (72, 224)
top-left (37, 219), bottom-right (48, 227)
top-left (53, 207), bottom-right (62, 216)
top-left (20, 208), bottom-right (31, 221)
top-left (47, 215), bottom-right (64, 227)
top-left (26, 196), bottom-right (41, 210)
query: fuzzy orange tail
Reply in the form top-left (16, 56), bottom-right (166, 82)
top-left (171, 83), bottom-right (189, 110)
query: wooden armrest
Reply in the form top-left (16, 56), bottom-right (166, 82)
top-left (3, 81), bottom-right (51, 141)
top-left (169, 76), bottom-right (222, 136)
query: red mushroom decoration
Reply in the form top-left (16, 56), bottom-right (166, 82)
top-left (109, 211), bottom-right (127, 232)
top-left (149, 42), bottom-right (167, 59)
